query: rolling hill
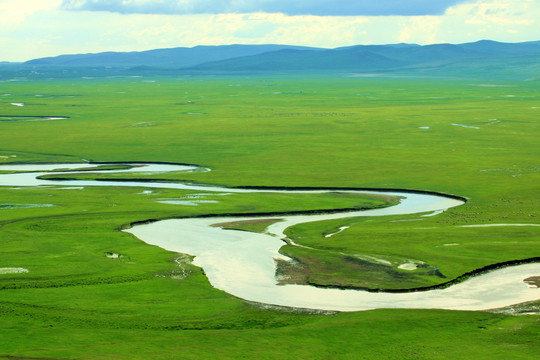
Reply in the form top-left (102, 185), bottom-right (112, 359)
top-left (1, 40), bottom-right (538, 80)
top-left (185, 40), bottom-right (540, 79)
top-left (23, 44), bottom-right (322, 68)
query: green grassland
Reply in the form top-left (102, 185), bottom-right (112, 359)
top-left (281, 213), bottom-right (539, 290)
top-left (0, 75), bottom-right (539, 358)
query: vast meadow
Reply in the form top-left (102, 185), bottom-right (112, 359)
top-left (0, 75), bottom-right (539, 359)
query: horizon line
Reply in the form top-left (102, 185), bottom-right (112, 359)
top-left (2, 38), bottom-right (540, 64)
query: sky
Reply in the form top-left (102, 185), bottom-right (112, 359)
top-left (1, 0), bottom-right (539, 62)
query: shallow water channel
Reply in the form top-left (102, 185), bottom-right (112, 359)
top-left (1, 162), bottom-right (538, 312)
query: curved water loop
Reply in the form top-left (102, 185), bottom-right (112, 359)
top-left (0, 162), bottom-right (538, 311)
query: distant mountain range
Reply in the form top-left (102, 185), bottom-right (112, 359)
top-left (181, 40), bottom-right (540, 79)
top-left (24, 44), bottom-right (320, 68)
top-left (3, 40), bottom-right (540, 80)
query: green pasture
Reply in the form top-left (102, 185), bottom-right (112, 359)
top-left (0, 75), bottom-right (538, 358)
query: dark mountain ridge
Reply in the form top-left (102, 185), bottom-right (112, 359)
top-left (1, 40), bottom-right (538, 80)
top-left (24, 44), bottom-right (322, 68)
top-left (177, 40), bottom-right (539, 80)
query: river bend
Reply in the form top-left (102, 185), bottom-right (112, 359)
top-left (1, 162), bottom-right (538, 311)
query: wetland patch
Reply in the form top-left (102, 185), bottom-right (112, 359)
top-left (452, 123), bottom-right (480, 129)
top-left (0, 115), bottom-right (70, 122)
top-left (0, 267), bottom-right (29, 274)
top-left (0, 203), bottom-right (55, 209)
top-left (524, 276), bottom-right (540, 288)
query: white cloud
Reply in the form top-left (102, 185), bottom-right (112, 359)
top-left (437, 0), bottom-right (539, 42)
top-left (0, 0), bottom-right (61, 26)
top-left (447, 0), bottom-right (536, 25)
top-left (398, 16), bottom-right (442, 44)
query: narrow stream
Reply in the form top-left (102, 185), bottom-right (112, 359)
top-left (1, 162), bottom-right (538, 311)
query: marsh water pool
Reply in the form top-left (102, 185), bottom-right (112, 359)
top-left (0, 162), bottom-right (538, 311)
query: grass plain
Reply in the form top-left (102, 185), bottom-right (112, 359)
top-left (0, 75), bottom-right (539, 359)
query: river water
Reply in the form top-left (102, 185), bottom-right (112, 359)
top-left (1, 162), bottom-right (538, 311)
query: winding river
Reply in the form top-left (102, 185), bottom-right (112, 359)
top-left (1, 162), bottom-right (538, 312)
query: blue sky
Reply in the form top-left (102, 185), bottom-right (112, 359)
top-left (1, 0), bottom-right (538, 61)
top-left (60, 0), bottom-right (470, 16)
